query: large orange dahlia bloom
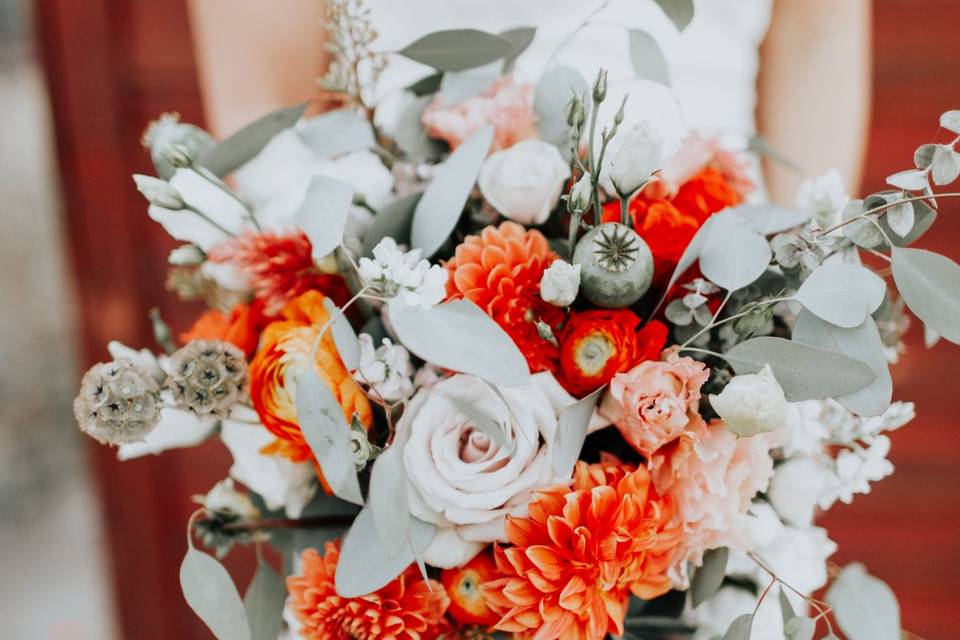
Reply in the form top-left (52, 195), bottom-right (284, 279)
top-left (288, 542), bottom-right (450, 640)
top-left (445, 221), bottom-right (562, 373)
top-left (482, 457), bottom-right (682, 640)
top-left (249, 290), bottom-right (371, 465)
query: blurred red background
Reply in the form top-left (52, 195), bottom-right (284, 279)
top-left (33, 0), bottom-right (960, 638)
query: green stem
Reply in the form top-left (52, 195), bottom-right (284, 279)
top-left (309, 285), bottom-right (369, 364)
top-left (815, 192), bottom-right (960, 238)
top-left (183, 203), bottom-right (236, 237)
top-left (619, 195), bottom-right (630, 226)
top-left (678, 296), bottom-right (792, 349)
top-left (586, 101), bottom-right (602, 225)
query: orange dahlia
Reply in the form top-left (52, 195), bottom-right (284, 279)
top-left (208, 229), bottom-right (352, 316)
top-left (445, 221), bottom-right (562, 373)
top-left (288, 542), bottom-right (450, 640)
top-left (481, 457), bottom-right (682, 640)
top-left (440, 549), bottom-right (501, 627)
top-left (557, 310), bottom-right (668, 397)
top-left (249, 290), bottom-right (371, 467)
top-left (180, 301), bottom-right (265, 357)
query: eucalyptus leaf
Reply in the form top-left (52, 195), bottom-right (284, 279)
top-left (389, 299), bottom-right (530, 386)
top-left (335, 506), bottom-right (435, 597)
top-left (407, 73), bottom-right (443, 97)
top-left (748, 135), bottom-right (804, 175)
top-left (794, 262), bottom-right (886, 328)
top-left (732, 203), bottom-right (812, 236)
top-left (367, 444), bottom-right (411, 557)
top-left (699, 213), bottom-right (772, 291)
top-left (298, 109), bottom-right (376, 157)
top-left (199, 103), bottom-right (306, 178)
top-left (362, 192), bottom-right (422, 257)
top-left (652, 0), bottom-right (695, 31)
top-left (793, 311), bottom-right (891, 416)
top-left (840, 199), bottom-right (884, 249)
top-left (721, 613), bottom-right (753, 640)
top-left (535, 65), bottom-right (588, 155)
top-left (244, 560), bottom-right (287, 640)
top-left (411, 125), bottom-right (493, 256)
top-left (891, 247), bottom-right (960, 344)
top-left (884, 199), bottom-right (915, 237)
top-left (628, 30), bottom-right (670, 86)
top-left (778, 587), bottom-right (796, 625)
top-left (294, 175), bottom-right (355, 262)
top-left (825, 563), bottom-right (900, 640)
top-left (295, 368), bottom-right (364, 505)
top-left (885, 169), bottom-right (928, 191)
top-left (180, 548), bottom-right (251, 640)
top-left (397, 29), bottom-right (513, 72)
top-left (784, 616), bottom-right (816, 640)
top-left (393, 95), bottom-right (445, 163)
top-left (662, 216), bottom-right (715, 297)
top-left (930, 144), bottom-right (960, 185)
top-left (690, 547), bottom-right (729, 608)
top-left (500, 27), bottom-right (536, 71)
top-left (924, 323), bottom-right (941, 349)
top-left (321, 298), bottom-right (360, 371)
top-left (881, 200), bottom-right (936, 247)
top-left (439, 62), bottom-right (500, 105)
top-left (724, 337), bottom-right (876, 401)
top-left (552, 386), bottom-right (604, 477)
top-left (914, 143), bottom-right (937, 170)
top-left (940, 109), bottom-right (960, 134)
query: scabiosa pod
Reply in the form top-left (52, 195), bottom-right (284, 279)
top-left (73, 358), bottom-right (163, 445)
top-left (166, 339), bottom-right (248, 419)
top-left (357, 237), bottom-right (447, 309)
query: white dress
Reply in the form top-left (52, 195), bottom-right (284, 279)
top-left (368, 0), bottom-right (773, 151)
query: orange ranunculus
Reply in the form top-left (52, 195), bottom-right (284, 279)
top-left (249, 290), bottom-right (372, 468)
top-left (288, 542), bottom-right (450, 640)
top-left (440, 550), bottom-right (501, 627)
top-left (481, 457), bottom-right (682, 640)
top-left (180, 301), bottom-right (265, 357)
top-left (557, 309), bottom-right (667, 398)
top-left (445, 221), bottom-right (563, 374)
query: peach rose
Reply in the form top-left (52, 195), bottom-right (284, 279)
top-left (421, 75), bottom-right (537, 152)
top-left (599, 354), bottom-right (709, 456)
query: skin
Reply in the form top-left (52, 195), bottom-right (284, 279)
top-left (188, 0), bottom-right (873, 201)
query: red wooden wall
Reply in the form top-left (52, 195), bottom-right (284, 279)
top-left (33, 1), bottom-right (960, 638)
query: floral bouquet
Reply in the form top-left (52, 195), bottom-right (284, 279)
top-left (72, 2), bottom-right (960, 639)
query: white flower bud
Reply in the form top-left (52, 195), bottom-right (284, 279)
top-left (609, 122), bottom-right (663, 197)
top-left (566, 172), bottom-right (593, 215)
top-left (710, 364), bottom-right (788, 437)
top-left (539, 260), bottom-right (581, 307)
top-left (168, 244), bottom-right (206, 266)
top-left (133, 174), bottom-right (184, 209)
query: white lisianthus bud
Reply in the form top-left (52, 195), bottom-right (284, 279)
top-left (710, 364), bottom-right (788, 437)
top-left (141, 112), bottom-right (215, 180)
top-left (540, 260), bottom-right (581, 307)
top-left (768, 456), bottom-right (826, 526)
top-left (168, 244), bottom-right (205, 266)
top-left (609, 122), bottom-right (663, 197)
top-left (566, 172), bottom-right (593, 215)
top-left (133, 174), bottom-right (184, 210)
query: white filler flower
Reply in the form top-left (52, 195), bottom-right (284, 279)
top-left (710, 364), bottom-right (788, 437)
top-left (355, 334), bottom-right (415, 402)
top-left (539, 259), bottom-right (581, 307)
top-left (358, 238), bottom-right (448, 309)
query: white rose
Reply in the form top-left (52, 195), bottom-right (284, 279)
top-left (395, 372), bottom-right (574, 568)
top-left (478, 139), bottom-right (570, 225)
top-left (608, 121), bottom-right (665, 197)
top-left (768, 457), bottom-right (826, 526)
top-left (710, 364), bottom-right (788, 437)
top-left (539, 260), bottom-right (581, 307)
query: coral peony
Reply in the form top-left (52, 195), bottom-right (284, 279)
top-left (649, 418), bottom-right (774, 572)
top-left (440, 550), bottom-right (501, 627)
top-left (208, 229), bottom-right (352, 316)
top-left (600, 353), bottom-right (710, 457)
top-left (180, 301), bottom-right (265, 357)
top-left (558, 310), bottom-right (667, 398)
top-left (288, 542), bottom-right (450, 640)
top-left (445, 221), bottom-right (562, 373)
top-left (421, 75), bottom-right (537, 152)
top-left (482, 457), bottom-right (681, 640)
top-left (249, 290), bottom-right (371, 467)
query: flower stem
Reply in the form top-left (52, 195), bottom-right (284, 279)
top-left (188, 164), bottom-right (262, 231)
top-left (309, 285), bottom-right (370, 364)
top-left (815, 192), bottom-right (960, 238)
top-left (221, 515), bottom-right (356, 532)
top-left (678, 296), bottom-right (792, 350)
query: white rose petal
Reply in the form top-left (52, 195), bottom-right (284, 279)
top-left (478, 139), bottom-right (570, 225)
top-left (710, 364), bottom-right (788, 437)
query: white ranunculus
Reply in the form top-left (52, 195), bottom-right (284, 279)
top-left (539, 260), bottom-right (581, 307)
top-left (478, 139), bottom-right (570, 225)
top-left (607, 121), bottom-right (664, 197)
top-left (768, 457), bottom-right (826, 527)
top-left (395, 372), bottom-right (574, 568)
top-left (220, 412), bottom-right (317, 518)
top-left (710, 364), bottom-right (788, 437)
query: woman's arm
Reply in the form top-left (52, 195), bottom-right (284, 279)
top-left (757, 0), bottom-right (872, 203)
top-left (186, 0), bottom-right (327, 137)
